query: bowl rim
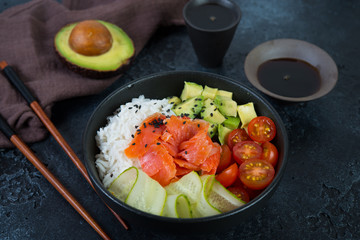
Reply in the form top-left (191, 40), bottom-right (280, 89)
top-left (83, 70), bottom-right (289, 223)
top-left (183, 0), bottom-right (242, 33)
top-left (244, 38), bottom-right (338, 102)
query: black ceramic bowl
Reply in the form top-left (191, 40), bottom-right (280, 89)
top-left (83, 71), bottom-right (289, 234)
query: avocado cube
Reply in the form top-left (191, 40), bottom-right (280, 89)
top-left (201, 85), bottom-right (218, 100)
top-left (218, 124), bottom-right (233, 145)
top-left (223, 116), bottom-right (240, 130)
top-left (214, 95), bottom-right (237, 117)
top-left (168, 96), bottom-right (181, 107)
top-left (180, 82), bottom-right (203, 101)
top-left (216, 90), bottom-right (233, 99)
top-left (172, 96), bottom-right (204, 118)
top-left (237, 102), bottom-right (257, 128)
top-left (208, 123), bottom-right (218, 138)
top-left (200, 99), bottom-right (226, 124)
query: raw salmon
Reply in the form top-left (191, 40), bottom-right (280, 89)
top-left (124, 113), bottom-right (166, 158)
top-left (124, 114), bottom-right (220, 186)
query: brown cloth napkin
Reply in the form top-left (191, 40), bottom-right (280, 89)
top-left (0, 0), bottom-right (188, 148)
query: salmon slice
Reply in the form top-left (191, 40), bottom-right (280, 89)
top-left (124, 113), bottom-right (166, 158)
top-left (177, 131), bottom-right (214, 166)
top-left (164, 116), bottom-right (209, 146)
top-left (174, 158), bottom-right (201, 171)
top-left (138, 143), bottom-right (176, 186)
top-left (200, 142), bottom-right (221, 174)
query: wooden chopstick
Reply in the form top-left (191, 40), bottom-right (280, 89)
top-left (0, 115), bottom-right (111, 240)
top-left (0, 61), bottom-right (128, 229)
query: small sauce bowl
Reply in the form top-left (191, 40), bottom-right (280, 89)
top-left (244, 39), bottom-right (338, 102)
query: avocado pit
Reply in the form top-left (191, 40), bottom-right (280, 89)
top-left (69, 20), bottom-right (113, 56)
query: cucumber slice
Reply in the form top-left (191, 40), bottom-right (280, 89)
top-left (165, 171), bottom-right (202, 205)
top-left (208, 180), bottom-right (246, 212)
top-left (108, 167), bottom-right (166, 216)
top-left (108, 167), bottom-right (137, 201)
top-left (193, 175), bottom-right (221, 217)
top-left (163, 194), bottom-right (192, 218)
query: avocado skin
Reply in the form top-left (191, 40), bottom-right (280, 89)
top-left (55, 47), bottom-right (134, 79)
top-left (54, 21), bottom-right (135, 79)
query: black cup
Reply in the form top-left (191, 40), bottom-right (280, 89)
top-left (183, 0), bottom-right (241, 68)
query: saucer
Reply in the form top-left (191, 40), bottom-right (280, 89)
top-left (244, 39), bottom-right (338, 102)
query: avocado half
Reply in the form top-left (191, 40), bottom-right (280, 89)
top-left (54, 20), bottom-right (135, 79)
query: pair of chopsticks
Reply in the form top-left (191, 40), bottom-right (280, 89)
top-left (0, 61), bottom-right (128, 238)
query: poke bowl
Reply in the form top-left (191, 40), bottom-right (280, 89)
top-left (83, 71), bottom-right (289, 233)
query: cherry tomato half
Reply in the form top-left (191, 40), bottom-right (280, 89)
top-left (226, 128), bottom-right (251, 149)
top-left (227, 186), bottom-right (250, 203)
top-left (247, 116), bottom-right (276, 143)
top-left (261, 141), bottom-right (278, 167)
top-left (232, 141), bottom-right (262, 165)
top-left (216, 163), bottom-right (239, 188)
top-left (239, 159), bottom-right (275, 190)
top-left (217, 144), bottom-right (233, 173)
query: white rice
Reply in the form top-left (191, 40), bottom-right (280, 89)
top-left (95, 95), bottom-right (174, 188)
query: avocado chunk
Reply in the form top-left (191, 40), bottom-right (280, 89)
top-left (201, 85), bottom-right (218, 100)
top-left (237, 102), bottom-right (257, 128)
top-left (216, 90), bottom-right (233, 99)
top-left (214, 95), bottom-right (237, 117)
top-left (54, 20), bottom-right (135, 79)
top-left (172, 96), bottom-right (204, 118)
top-left (223, 116), bottom-right (240, 130)
top-left (200, 99), bottom-right (226, 124)
top-left (208, 123), bottom-right (218, 138)
top-left (180, 82), bottom-right (203, 101)
top-left (218, 124), bottom-right (233, 145)
top-left (168, 96), bottom-right (181, 106)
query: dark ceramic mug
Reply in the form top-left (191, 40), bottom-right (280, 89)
top-left (183, 0), bottom-right (241, 68)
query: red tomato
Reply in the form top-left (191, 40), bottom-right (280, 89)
top-left (227, 186), bottom-right (250, 203)
top-left (226, 128), bottom-right (251, 149)
top-left (261, 141), bottom-right (278, 166)
top-left (216, 144), bottom-right (233, 173)
top-left (247, 116), bottom-right (276, 143)
top-left (232, 141), bottom-right (262, 165)
top-left (239, 159), bottom-right (275, 190)
top-left (215, 163), bottom-right (239, 188)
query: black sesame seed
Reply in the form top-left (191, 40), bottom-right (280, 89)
top-left (210, 102), bottom-right (214, 105)
top-left (170, 102), bottom-right (174, 104)
top-left (110, 173), bottom-right (113, 177)
top-left (145, 144), bottom-right (148, 148)
top-left (131, 134), bottom-right (134, 138)
top-left (194, 104), bottom-right (198, 107)
top-left (153, 130), bottom-right (155, 133)
top-left (179, 107), bottom-right (182, 109)
top-left (197, 124), bottom-right (200, 127)
top-left (210, 131), bottom-right (213, 134)
top-left (128, 107), bottom-right (133, 109)
top-left (183, 121), bottom-right (186, 124)
top-left (156, 142), bottom-right (161, 145)
top-left (132, 143), bottom-right (136, 145)
top-left (135, 125), bottom-right (138, 129)
top-left (143, 123), bottom-right (147, 128)
top-left (210, 113), bottom-right (213, 117)
top-left (185, 151), bottom-right (188, 154)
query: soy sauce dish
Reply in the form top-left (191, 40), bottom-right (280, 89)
top-left (83, 71), bottom-right (289, 233)
top-left (244, 39), bottom-right (338, 102)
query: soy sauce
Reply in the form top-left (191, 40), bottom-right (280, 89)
top-left (186, 4), bottom-right (237, 30)
top-left (257, 58), bottom-right (321, 98)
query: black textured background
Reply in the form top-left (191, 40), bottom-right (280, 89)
top-left (1, 0), bottom-right (360, 239)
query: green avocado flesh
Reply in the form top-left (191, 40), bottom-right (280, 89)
top-left (55, 20), bottom-right (134, 72)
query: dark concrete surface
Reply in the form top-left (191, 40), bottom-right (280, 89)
top-left (1, 0), bottom-right (360, 239)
